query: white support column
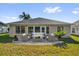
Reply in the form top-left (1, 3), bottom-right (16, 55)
top-left (27, 26), bottom-right (28, 34)
top-left (40, 26), bottom-right (42, 33)
top-left (25, 26), bottom-right (28, 34)
top-left (33, 26), bottom-right (35, 33)
top-left (45, 26), bottom-right (46, 34)
top-left (20, 26), bottom-right (21, 34)
top-left (71, 25), bottom-right (72, 34)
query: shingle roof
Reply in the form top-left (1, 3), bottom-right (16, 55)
top-left (74, 20), bottom-right (79, 24)
top-left (9, 17), bottom-right (70, 25)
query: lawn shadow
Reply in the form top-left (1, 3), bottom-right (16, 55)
top-left (62, 38), bottom-right (79, 44)
top-left (0, 36), bottom-right (13, 43)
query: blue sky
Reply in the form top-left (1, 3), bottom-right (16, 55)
top-left (0, 3), bottom-right (79, 23)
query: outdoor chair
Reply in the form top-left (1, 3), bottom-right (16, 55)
top-left (27, 34), bottom-right (33, 41)
top-left (45, 34), bottom-right (56, 42)
top-left (16, 34), bottom-right (32, 42)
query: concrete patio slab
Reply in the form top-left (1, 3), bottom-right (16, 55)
top-left (13, 41), bottom-right (63, 45)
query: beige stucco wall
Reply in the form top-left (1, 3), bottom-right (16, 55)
top-left (49, 25), bottom-right (71, 34)
top-left (63, 25), bottom-right (71, 34)
top-left (49, 25), bottom-right (57, 34)
top-left (9, 25), bottom-right (28, 37)
top-left (9, 24), bottom-right (71, 37)
top-left (9, 25), bottom-right (16, 37)
top-left (25, 26), bottom-right (28, 34)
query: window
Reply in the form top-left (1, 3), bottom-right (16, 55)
top-left (21, 26), bottom-right (25, 34)
top-left (16, 26), bottom-right (25, 34)
top-left (28, 26), bottom-right (49, 34)
top-left (28, 27), bottom-right (33, 34)
top-left (42, 27), bottom-right (45, 33)
top-left (72, 28), bottom-right (75, 33)
top-left (35, 27), bottom-right (40, 32)
top-left (16, 26), bottom-right (20, 34)
top-left (46, 27), bottom-right (49, 34)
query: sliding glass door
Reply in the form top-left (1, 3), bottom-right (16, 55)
top-left (35, 27), bottom-right (40, 32)
top-left (28, 26), bottom-right (49, 34)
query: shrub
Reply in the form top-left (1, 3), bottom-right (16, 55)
top-left (0, 33), bottom-right (12, 43)
top-left (54, 31), bottom-right (66, 40)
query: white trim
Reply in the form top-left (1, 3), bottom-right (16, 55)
top-left (40, 26), bottom-right (42, 33)
top-left (27, 26), bottom-right (28, 34)
top-left (45, 26), bottom-right (46, 34)
top-left (33, 26), bottom-right (35, 33)
top-left (41, 26), bottom-right (46, 34)
top-left (71, 27), bottom-right (76, 34)
top-left (27, 26), bottom-right (47, 34)
top-left (71, 25), bottom-right (72, 34)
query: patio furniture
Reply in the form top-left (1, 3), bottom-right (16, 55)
top-left (16, 34), bottom-right (32, 42)
top-left (14, 35), bottom-right (18, 41)
top-left (16, 35), bottom-right (23, 41)
top-left (32, 32), bottom-right (44, 42)
top-left (21, 35), bottom-right (29, 42)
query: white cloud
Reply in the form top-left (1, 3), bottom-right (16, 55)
top-left (2, 16), bottom-right (19, 23)
top-left (43, 6), bottom-right (62, 14)
top-left (5, 16), bottom-right (18, 20)
top-left (72, 10), bottom-right (79, 14)
top-left (72, 8), bottom-right (79, 14)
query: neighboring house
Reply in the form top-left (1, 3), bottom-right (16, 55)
top-left (8, 17), bottom-right (71, 37)
top-left (0, 22), bottom-right (8, 33)
top-left (71, 20), bottom-right (79, 35)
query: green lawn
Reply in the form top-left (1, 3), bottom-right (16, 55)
top-left (70, 35), bottom-right (79, 42)
top-left (0, 33), bottom-right (13, 43)
top-left (0, 33), bottom-right (79, 56)
top-left (0, 43), bottom-right (78, 56)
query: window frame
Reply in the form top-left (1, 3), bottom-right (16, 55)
top-left (16, 26), bottom-right (25, 34)
top-left (72, 27), bottom-right (75, 33)
top-left (28, 27), bottom-right (33, 34)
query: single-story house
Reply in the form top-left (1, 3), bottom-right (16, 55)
top-left (0, 22), bottom-right (8, 33)
top-left (8, 17), bottom-right (79, 42)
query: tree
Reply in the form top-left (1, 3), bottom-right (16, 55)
top-left (19, 12), bottom-right (31, 20)
top-left (0, 22), bottom-right (5, 25)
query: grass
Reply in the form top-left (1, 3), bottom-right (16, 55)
top-left (0, 33), bottom-right (13, 43)
top-left (0, 33), bottom-right (79, 56)
top-left (70, 35), bottom-right (79, 42)
top-left (0, 43), bottom-right (78, 56)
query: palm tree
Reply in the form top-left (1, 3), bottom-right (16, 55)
top-left (19, 12), bottom-right (31, 20)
